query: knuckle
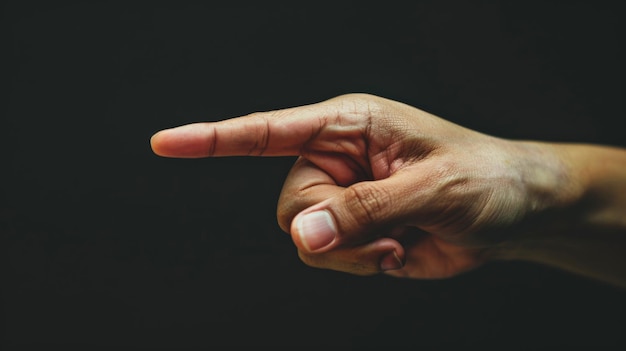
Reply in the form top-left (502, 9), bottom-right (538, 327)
top-left (344, 183), bottom-right (389, 226)
top-left (334, 94), bottom-right (382, 115)
top-left (276, 187), bottom-right (316, 234)
top-left (250, 114), bottom-right (271, 156)
top-left (276, 198), bottom-right (298, 233)
top-left (335, 92), bottom-right (376, 103)
top-left (275, 207), bottom-right (291, 234)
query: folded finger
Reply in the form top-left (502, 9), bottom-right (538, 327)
top-left (297, 237), bottom-right (405, 275)
top-left (277, 157), bottom-right (344, 233)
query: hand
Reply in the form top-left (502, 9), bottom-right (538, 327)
top-left (149, 93), bottom-right (584, 279)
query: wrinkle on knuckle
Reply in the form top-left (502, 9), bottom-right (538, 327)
top-left (248, 114), bottom-right (271, 156)
top-left (344, 183), bottom-right (389, 226)
top-left (207, 125), bottom-right (218, 157)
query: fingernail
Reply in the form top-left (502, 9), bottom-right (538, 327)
top-left (296, 210), bottom-right (337, 251)
top-left (380, 251), bottom-right (403, 271)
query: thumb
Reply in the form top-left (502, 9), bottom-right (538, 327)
top-left (291, 176), bottom-right (419, 253)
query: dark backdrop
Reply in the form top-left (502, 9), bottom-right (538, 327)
top-left (2, 1), bottom-right (624, 349)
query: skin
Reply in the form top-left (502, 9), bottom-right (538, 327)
top-left (150, 93), bottom-right (626, 288)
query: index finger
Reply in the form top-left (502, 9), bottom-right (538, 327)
top-left (150, 103), bottom-right (329, 158)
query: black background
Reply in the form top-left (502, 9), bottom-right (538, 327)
top-left (2, 1), bottom-right (625, 349)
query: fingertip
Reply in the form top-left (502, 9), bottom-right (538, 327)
top-left (372, 238), bottom-right (405, 272)
top-left (149, 126), bottom-right (195, 157)
top-left (149, 130), bottom-right (167, 156)
top-left (380, 250), bottom-right (404, 272)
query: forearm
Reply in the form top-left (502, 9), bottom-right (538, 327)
top-left (493, 142), bottom-right (626, 288)
top-left (564, 144), bottom-right (626, 229)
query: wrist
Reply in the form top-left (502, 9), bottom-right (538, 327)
top-left (517, 141), bottom-right (584, 213)
top-left (487, 141), bottom-right (626, 288)
top-left (482, 140), bottom-right (586, 257)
